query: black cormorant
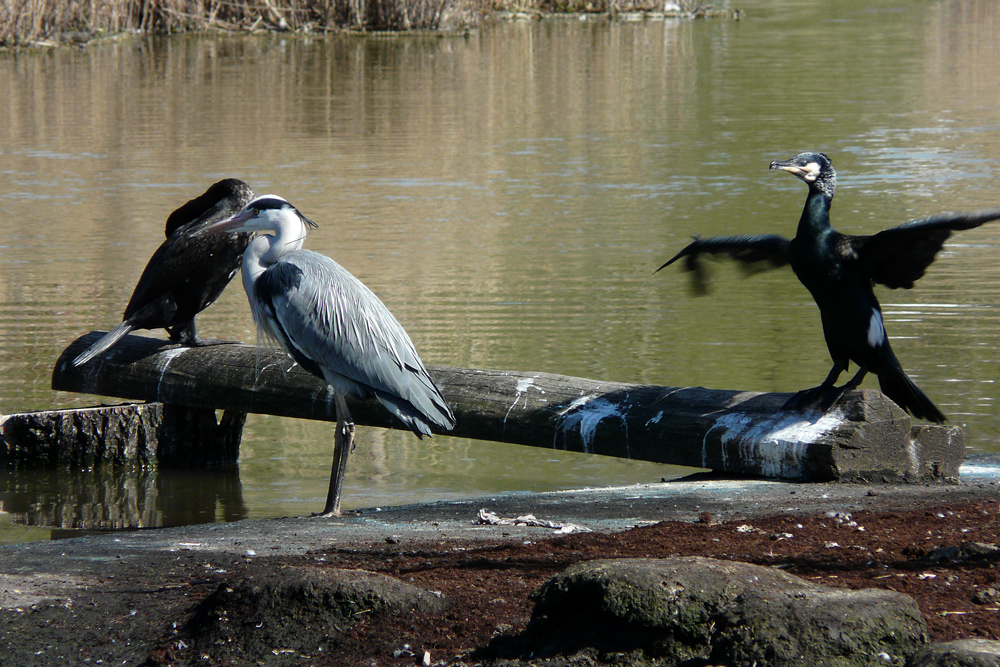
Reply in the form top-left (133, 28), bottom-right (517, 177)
top-left (73, 178), bottom-right (256, 366)
top-left (657, 152), bottom-right (1000, 422)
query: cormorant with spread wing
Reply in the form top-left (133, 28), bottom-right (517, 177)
top-left (657, 152), bottom-right (1000, 422)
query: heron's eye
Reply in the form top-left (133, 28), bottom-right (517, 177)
top-left (252, 207), bottom-right (260, 216)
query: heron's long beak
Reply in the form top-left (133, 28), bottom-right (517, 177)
top-left (195, 209), bottom-right (255, 237)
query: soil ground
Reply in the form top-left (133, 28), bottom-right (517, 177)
top-left (1, 478), bottom-right (998, 666)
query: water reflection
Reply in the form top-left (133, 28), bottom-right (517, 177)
top-left (2, 0), bottom-right (1000, 541)
top-left (0, 466), bottom-right (246, 531)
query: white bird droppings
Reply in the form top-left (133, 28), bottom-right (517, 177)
top-left (705, 410), bottom-right (845, 478)
top-left (502, 376), bottom-right (541, 440)
top-left (515, 378), bottom-right (536, 394)
top-left (554, 395), bottom-right (628, 455)
top-left (156, 347), bottom-right (189, 395)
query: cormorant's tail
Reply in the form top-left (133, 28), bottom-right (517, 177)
top-left (72, 321), bottom-right (135, 367)
top-left (877, 365), bottom-right (946, 424)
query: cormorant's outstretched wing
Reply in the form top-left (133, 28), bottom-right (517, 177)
top-left (656, 234), bottom-right (791, 294)
top-left (851, 207), bottom-right (1000, 289)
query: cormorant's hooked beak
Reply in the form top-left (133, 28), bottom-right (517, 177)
top-left (769, 160), bottom-right (804, 175)
top-left (769, 158), bottom-right (820, 183)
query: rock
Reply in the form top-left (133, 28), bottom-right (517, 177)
top-left (189, 565), bottom-right (449, 662)
top-left (518, 557), bottom-right (927, 666)
top-left (928, 541), bottom-right (999, 564)
top-left (972, 587), bottom-right (999, 605)
top-left (906, 638), bottom-right (1000, 667)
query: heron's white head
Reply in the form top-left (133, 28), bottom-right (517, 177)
top-left (198, 194), bottom-right (318, 257)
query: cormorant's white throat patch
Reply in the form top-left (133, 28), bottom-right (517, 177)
top-left (868, 310), bottom-right (885, 348)
top-left (803, 161), bottom-right (821, 182)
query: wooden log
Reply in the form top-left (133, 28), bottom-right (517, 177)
top-left (1, 402), bottom-right (245, 468)
top-left (51, 332), bottom-right (964, 482)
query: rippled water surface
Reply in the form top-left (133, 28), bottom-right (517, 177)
top-left (2, 0), bottom-right (1000, 540)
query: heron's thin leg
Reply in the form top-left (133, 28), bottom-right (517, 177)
top-left (320, 390), bottom-right (355, 517)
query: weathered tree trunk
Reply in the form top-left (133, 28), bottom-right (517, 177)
top-left (49, 332), bottom-right (964, 481)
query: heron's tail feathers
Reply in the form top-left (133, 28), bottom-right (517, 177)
top-left (878, 366), bottom-right (946, 424)
top-left (376, 383), bottom-right (456, 438)
top-left (72, 321), bottom-right (135, 367)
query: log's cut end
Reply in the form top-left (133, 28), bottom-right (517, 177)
top-left (1, 403), bottom-right (245, 469)
top-left (673, 389), bottom-right (964, 483)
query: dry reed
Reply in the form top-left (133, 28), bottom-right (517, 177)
top-left (0, 0), bottom-right (715, 48)
top-left (0, 0), bottom-right (464, 47)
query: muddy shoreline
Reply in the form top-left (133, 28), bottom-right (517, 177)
top-left (1, 474), bottom-right (998, 665)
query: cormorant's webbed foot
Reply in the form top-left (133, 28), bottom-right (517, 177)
top-left (168, 321), bottom-right (239, 347)
top-left (784, 385), bottom-right (830, 412)
top-left (189, 337), bottom-right (240, 347)
top-left (783, 367), bottom-right (868, 414)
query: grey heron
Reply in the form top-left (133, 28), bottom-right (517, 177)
top-left (200, 194), bottom-right (456, 515)
top-left (73, 179), bottom-right (257, 366)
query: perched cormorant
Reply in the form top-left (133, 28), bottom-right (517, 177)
top-left (73, 179), bottom-right (256, 366)
top-left (657, 152), bottom-right (1000, 422)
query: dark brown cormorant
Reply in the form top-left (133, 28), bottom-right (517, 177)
top-left (658, 152), bottom-right (1000, 422)
top-left (73, 178), bottom-right (256, 366)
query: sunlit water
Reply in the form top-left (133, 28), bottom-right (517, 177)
top-left (2, 0), bottom-right (1000, 541)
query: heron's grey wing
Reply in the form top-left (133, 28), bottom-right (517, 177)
top-left (256, 252), bottom-right (455, 435)
top-left (656, 233), bottom-right (791, 294)
top-left (851, 207), bottom-right (1000, 289)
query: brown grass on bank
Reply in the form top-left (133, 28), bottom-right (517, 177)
top-left (0, 0), bottom-right (718, 48)
top-left (0, 0), bottom-right (466, 47)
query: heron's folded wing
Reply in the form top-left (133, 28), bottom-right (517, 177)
top-left (256, 252), bottom-right (455, 431)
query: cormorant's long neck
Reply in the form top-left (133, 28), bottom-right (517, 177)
top-left (795, 187), bottom-right (833, 240)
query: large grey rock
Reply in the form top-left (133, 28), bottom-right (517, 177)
top-left (522, 557), bottom-right (928, 666)
top-left (907, 639), bottom-right (1000, 667)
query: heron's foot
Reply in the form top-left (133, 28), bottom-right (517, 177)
top-left (311, 509), bottom-right (342, 518)
top-left (340, 422), bottom-right (357, 452)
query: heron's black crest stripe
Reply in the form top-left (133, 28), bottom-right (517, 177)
top-left (249, 195), bottom-right (293, 211)
top-left (247, 195), bottom-right (319, 229)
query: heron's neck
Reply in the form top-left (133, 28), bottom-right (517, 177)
top-left (266, 221), bottom-right (308, 261)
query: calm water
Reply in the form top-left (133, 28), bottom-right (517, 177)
top-left (2, 0), bottom-right (1000, 540)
